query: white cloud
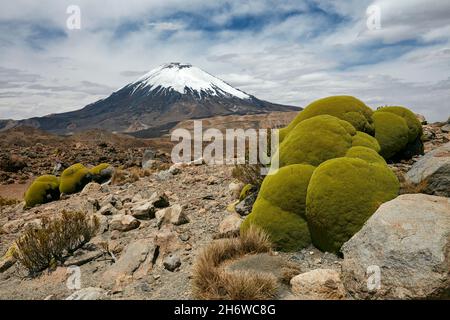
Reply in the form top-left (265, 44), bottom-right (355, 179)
top-left (0, 0), bottom-right (449, 122)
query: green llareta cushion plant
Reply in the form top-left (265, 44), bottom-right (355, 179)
top-left (372, 111), bottom-right (409, 159)
top-left (305, 147), bottom-right (399, 253)
top-left (351, 131), bottom-right (381, 152)
top-left (373, 106), bottom-right (424, 160)
top-left (276, 115), bottom-right (356, 168)
top-left (241, 164), bottom-right (315, 251)
top-left (89, 163), bottom-right (113, 183)
top-left (279, 95), bottom-right (374, 141)
top-left (59, 163), bottom-right (90, 194)
top-left (24, 175), bottom-right (60, 208)
top-left (376, 106), bottom-right (423, 142)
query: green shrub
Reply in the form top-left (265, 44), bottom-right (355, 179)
top-left (375, 106), bottom-right (424, 159)
top-left (279, 96), bottom-right (374, 141)
top-left (89, 163), bottom-right (113, 183)
top-left (277, 115), bottom-right (355, 168)
top-left (372, 111), bottom-right (409, 159)
top-left (239, 184), bottom-right (255, 201)
top-left (306, 153), bottom-right (399, 253)
top-left (345, 146), bottom-right (386, 165)
top-left (59, 163), bottom-right (90, 194)
top-left (24, 175), bottom-right (60, 208)
top-left (351, 131), bottom-right (381, 152)
top-left (13, 211), bottom-right (99, 274)
top-left (241, 164), bottom-right (315, 251)
top-left (377, 106), bottom-right (422, 142)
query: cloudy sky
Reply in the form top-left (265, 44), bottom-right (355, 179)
top-left (0, 0), bottom-right (449, 121)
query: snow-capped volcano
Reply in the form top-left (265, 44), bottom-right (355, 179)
top-left (7, 63), bottom-right (298, 137)
top-left (129, 63), bottom-right (250, 99)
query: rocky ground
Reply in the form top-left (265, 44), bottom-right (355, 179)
top-left (0, 116), bottom-right (449, 300)
top-left (0, 126), bottom-right (173, 186)
top-left (0, 162), bottom-right (343, 300)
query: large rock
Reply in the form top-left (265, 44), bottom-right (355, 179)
top-left (290, 269), bottom-right (347, 300)
top-left (155, 204), bottom-right (188, 227)
top-left (341, 194), bottom-right (450, 299)
top-left (102, 239), bottom-right (156, 285)
top-left (405, 142), bottom-right (450, 197)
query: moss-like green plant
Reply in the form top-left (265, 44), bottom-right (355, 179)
top-left (377, 106), bottom-right (422, 142)
top-left (89, 163), bottom-right (110, 175)
top-left (241, 164), bottom-right (315, 251)
top-left (345, 146), bottom-right (386, 165)
top-left (89, 163), bottom-right (113, 183)
top-left (24, 175), bottom-right (60, 208)
top-left (351, 131), bottom-right (381, 152)
top-left (277, 115), bottom-right (355, 168)
top-left (306, 153), bottom-right (399, 253)
top-left (59, 163), bottom-right (90, 194)
top-left (372, 111), bottom-right (409, 159)
top-left (239, 184), bottom-right (254, 201)
top-left (279, 96), bottom-right (374, 141)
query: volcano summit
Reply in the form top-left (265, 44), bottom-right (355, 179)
top-left (4, 63), bottom-right (298, 137)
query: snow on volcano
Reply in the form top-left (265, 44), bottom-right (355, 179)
top-left (128, 62), bottom-right (251, 99)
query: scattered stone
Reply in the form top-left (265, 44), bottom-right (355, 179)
top-left (290, 269), bottom-right (346, 300)
top-left (235, 192), bottom-right (257, 216)
top-left (168, 163), bottom-right (182, 175)
top-left (179, 234), bottom-right (190, 242)
top-left (98, 203), bottom-right (118, 216)
top-left (441, 124), bottom-right (450, 133)
top-left (80, 182), bottom-right (102, 195)
top-left (109, 214), bottom-right (140, 232)
top-left (149, 191), bottom-right (170, 208)
top-left (65, 287), bottom-right (108, 300)
top-left (405, 142), bottom-right (450, 197)
top-left (415, 113), bottom-right (427, 125)
top-left (131, 201), bottom-right (156, 220)
top-left (155, 170), bottom-right (173, 181)
top-left (163, 253), bottom-right (181, 271)
top-left (341, 194), bottom-right (450, 299)
top-left (216, 213), bottom-right (243, 238)
top-left (228, 182), bottom-right (244, 199)
top-left (2, 219), bottom-right (24, 234)
top-left (64, 249), bottom-right (104, 266)
top-left (156, 204), bottom-right (188, 228)
top-left (100, 194), bottom-right (122, 210)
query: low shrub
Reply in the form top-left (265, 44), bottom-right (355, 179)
top-left (13, 211), bottom-right (99, 274)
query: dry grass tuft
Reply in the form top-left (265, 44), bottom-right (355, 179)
top-left (231, 164), bottom-right (264, 187)
top-left (13, 211), bottom-right (99, 275)
top-left (0, 196), bottom-right (19, 208)
top-left (400, 179), bottom-right (429, 195)
top-left (111, 168), bottom-right (140, 185)
top-left (192, 226), bottom-right (278, 300)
